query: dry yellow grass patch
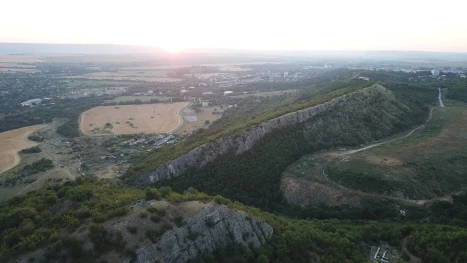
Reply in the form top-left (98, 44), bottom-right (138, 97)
top-left (0, 125), bottom-right (46, 173)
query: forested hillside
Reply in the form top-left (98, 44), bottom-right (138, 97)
top-left (150, 84), bottom-right (436, 215)
top-left (1, 177), bottom-right (467, 263)
top-left (446, 78), bottom-right (467, 102)
top-left (124, 79), bottom-right (375, 181)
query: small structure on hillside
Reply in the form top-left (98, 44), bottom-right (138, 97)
top-left (138, 199), bottom-right (150, 208)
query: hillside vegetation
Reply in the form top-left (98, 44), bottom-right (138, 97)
top-left (124, 79), bottom-right (375, 181)
top-left (152, 84), bottom-right (436, 215)
top-left (1, 177), bottom-right (467, 263)
top-left (446, 78), bottom-right (467, 102)
top-left (326, 106), bottom-right (467, 199)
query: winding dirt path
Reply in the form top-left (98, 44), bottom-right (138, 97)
top-left (319, 105), bottom-right (454, 205)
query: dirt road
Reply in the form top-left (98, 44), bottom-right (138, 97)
top-left (438, 88), bottom-right (445, 107)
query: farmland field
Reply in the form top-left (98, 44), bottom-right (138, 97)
top-left (65, 71), bottom-right (181, 82)
top-left (0, 125), bottom-right (46, 173)
top-left (107, 95), bottom-right (172, 103)
top-left (80, 102), bottom-right (189, 135)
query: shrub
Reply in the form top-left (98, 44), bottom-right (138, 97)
top-left (139, 212), bottom-right (148, 218)
top-left (155, 207), bottom-right (167, 216)
top-left (185, 187), bottom-right (199, 195)
top-left (127, 226), bottom-right (138, 234)
top-left (159, 186), bottom-right (172, 198)
top-left (146, 229), bottom-right (162, 243)
top-left (67, 186), bottom-right (93, 202)
top-left (89, 224), bottom-right (111, 253)
top-left (150, 215), bottom-right (161, 224)
top-left (20, 146), bottom-right (42, 154)
top-left (145, 187), bottom-right (161, 200)
top-left (147, 206), bottom-right (157, 213)
top-left (174, 215), bottom-right (185, 227)
top-left (213, 195), bottom-right (230, 205)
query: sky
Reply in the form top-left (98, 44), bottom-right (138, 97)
top-left (1, 0), bottom-right (467, 52)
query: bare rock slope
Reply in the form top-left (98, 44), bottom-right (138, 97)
top-left (127, 203), bottom-right (273, 263)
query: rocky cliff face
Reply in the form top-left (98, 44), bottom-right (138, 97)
top-left (137, 85), bottom-right (385, 185)
top-left (127, 204), bottom-right (273, 263)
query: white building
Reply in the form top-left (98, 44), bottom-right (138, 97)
top-left (431, 69), bottom-right (440, 77)
top-left (358, 77), bottom-right (370, 81)
top-left (21, 98), bottom-right (42, 107)
top-left (283, 71), bottom-right (288, 78)
top-left (224, 91), bottom-right (233, 96)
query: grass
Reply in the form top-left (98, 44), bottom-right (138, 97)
top-left (0, 151), bottom-right (74, 200)
top-left (327, 107), bottom-right (467, 199)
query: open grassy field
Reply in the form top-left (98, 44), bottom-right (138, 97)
top-left (0, 147), bottom-right (77, 200)
top-left (80, 102), bottom-right (189, 135)
top-left (0, 125), bottom-right (46, 174)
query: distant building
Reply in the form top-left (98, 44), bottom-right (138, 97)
top-left (431, 69), bottom-right (440, 77)
top-left (180, 89), bottom-right (189, 94)
top-left (460, 74), bottom-right (466, 78)
top-left (201, 100), bottom-right (211, 107)
top-left (202, 91), bottom-right (214, 96)
top-left (358, 77), bottom-right (370, 81)
top-left (224, 91), bottom-right (233, 96)
top-left (147, 90), bottom-right (154, 94)
top-left (283, 71), bottom-right (288, 78)
top-left (21, 98), bottom-right (42, 107)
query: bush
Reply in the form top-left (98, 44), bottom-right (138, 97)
top-left (127, 226), bottom-right (138, 234)
top-left (159, 186), bottom-right (172, 198)
top-left (28, 135), bottom-right (43, 142)
top-left (147, 206), bottom-right (157, 213)
top-left (150, 215), bottom-right (161, 224)
top-left (174, 215), bottom-right (185, 227)
top-left (155, 207), bottom-right (167, 216)
top-left (145, 187), bottom-right (161, 200)
top-left (186, 187), bottom-right (199, 195)
top-left (139, 212), bottom-right (148, 218)
top-left (20, 146), bottom-right (42, 154)
top-left (213, 195), bottom-right (230, 205)
top-left (67, 186), bottom-right (93, 202)
top-left (146, 229), bottom-right (162, 243)
top-left (62, 237), bottom-right (85, 259)
top-left (89, 224), bottom-right (111, 253)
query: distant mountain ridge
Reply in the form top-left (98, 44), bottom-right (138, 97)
top-left (2, 43), bottom-right (467, 60)
top-left (0, 43), bottom-right (166, 55)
